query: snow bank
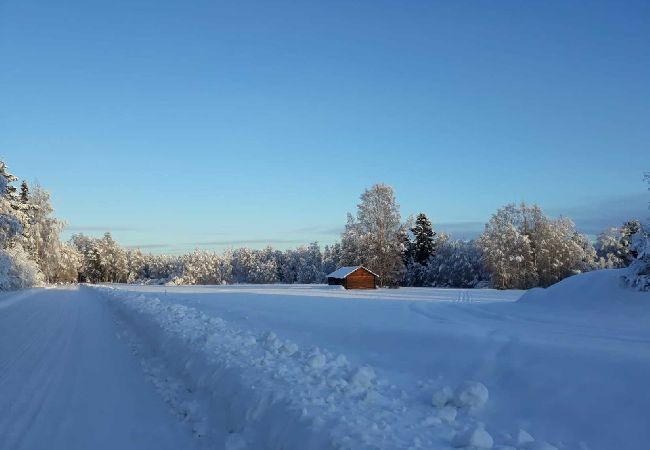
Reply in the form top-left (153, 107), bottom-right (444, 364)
top-left (93, 286), bottom-right (556, 449)
top-left (451, 425), bottom-right (493, 448)
top-left (518, 269), bottom-right (649, 310)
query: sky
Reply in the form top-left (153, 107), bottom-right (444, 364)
top-left (1, 0), bottom-right (648, 253)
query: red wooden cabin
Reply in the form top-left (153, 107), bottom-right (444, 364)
top-left (326, 266), bottom-right (378, 289)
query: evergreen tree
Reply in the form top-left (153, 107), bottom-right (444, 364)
top-left (621, 220), bottom-right (641, 262)
top-left (20, 181), bottom-right (29, 203)
top-left (0, 161), bottom-right (43, 289)
top-left (596, 219), bottom-right (641, 268)
top-left (410, 213), bottom-right (436, 265)
top-left (625, 172), bottom-right (650, 291)
top-left (0, 161), bottom-right (19, 205)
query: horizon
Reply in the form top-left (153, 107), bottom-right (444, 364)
top-left (2, 0), bottom-right (649, 254)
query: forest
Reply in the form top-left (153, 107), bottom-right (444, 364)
top-left (1, 160), bottom-right (648, 291)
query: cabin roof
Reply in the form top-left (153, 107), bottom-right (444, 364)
top-left (326, 266), bottom-right (378, 279)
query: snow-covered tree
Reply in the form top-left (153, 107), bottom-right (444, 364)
top-left (0, 245), bottom-right (43, 290)
top-left (322, 242), bottom-right (341, 276)
top-left (230, 247), bottom-right (279, 284)
top-left (71, 234), bottom-right (102, 282)
top-left (23, 186), bottom-right (80, 283)
top-left (625, 173), bottom-right (650, 291)
top-left (126, 249), bottom-right (146, 283)
top-left (340, 184), bottom-right (407, 287)
top-left (0, 162), bottom-right (24, 246)
top-left (596, 227), bottom-right (627, 268)
top-left (595, 220), bottom-right (641, 269)
top-left (0, 162), bottom-right (19, 207)
top-left (20, 181), bottom-right (29, 204)
top-left (295, 242), bottom-right (325, 283)
top-left (97, 232), bottom-right (128, 283)
top-left (0, 161), bottom-right (43, 289)
top-left (175, 249), bottom-right (233, 285)
top-left (410, 213), bottom-right (437, 265)
top-left (533, 217), bottom-right (596, 287)
top-left (478, 203), bottom-right (595, 289)
top-left (428, 238), bottom-right (488, 288)
top-left (340, 213), bottom-right (364, 267)
top-left (478, 204), bottom-right (537, 289)
top-left (70, 232), bottom-right (127, 283)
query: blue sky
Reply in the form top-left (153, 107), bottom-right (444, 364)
top-left (1, 0), bottom-right (648, 253)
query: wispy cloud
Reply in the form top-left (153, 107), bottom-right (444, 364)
top-left (548, 193), bottom-right (648, 234)
top-left (290, 225), bottom-right (343, 235)
top-left (125, 243), bottom-right (172, 250)
top-left (429, 192), bottom-right (649, 240)
top-left (436, 221), bottom-right (484, 240)
top-left (126, 239), bottom-right (316, 255)
top-left (185, 238), bottom-right (308, 247)
top-left (65, 225), bottom-right (142, 232)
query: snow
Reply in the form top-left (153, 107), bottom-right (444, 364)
top-left (453, 381), bottom-right (489, 409)
top-left (326, 266), bottom-right (377, 279)
top-left (96, 270), bottom-right (650, 449)
top-left (451, 425), bottom-right (494, 448)
top-left (436, 405), bottom-right (458, 424)
top-left (96, 285), bottom-right (485, 448)
top-left (1, 268), bottom-right (649, 449)
top-left (518, 268), bottom-right (649, 310)
top-left (431, 385), bottom-right (454, 407)
top-left (0, 287), bottom-right (197, 450)
top-left (513, 429), bottom-right (535, 446)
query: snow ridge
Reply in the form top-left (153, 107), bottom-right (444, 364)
top-left (94, 285), bottom-right (556, 450)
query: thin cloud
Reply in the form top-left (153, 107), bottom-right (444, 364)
top-left (290, 225), bottom-right (343, 235)
top-left (549, 193), bottom-right (648, 234)
top-left (436, 221), bottom-right (485, 240)
top-left (125, 243), bottom-right (172, 250)
top-left (65, 225), bottom-right (142, 232)
top-left (185, 238), bottom-right (308, 247)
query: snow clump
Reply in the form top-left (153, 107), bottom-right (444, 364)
top-left (453, 381), bottom-right (489, 409)
top-left (513, 429), bottom-right (535, 446)
top-left (431, 385), bottom-right (454, 407)
top-left (452, 424), bottom-right (494, 448)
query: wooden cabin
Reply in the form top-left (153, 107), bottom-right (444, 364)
top-left (326, 266), bottom-right (378, 289)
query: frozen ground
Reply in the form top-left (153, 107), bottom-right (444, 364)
top-left (1, 269), bottom-right (649, 449)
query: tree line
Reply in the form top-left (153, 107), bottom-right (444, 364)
top-left (1, 159), bottom-right (648, 291)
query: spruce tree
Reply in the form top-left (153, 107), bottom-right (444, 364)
top-left (621, 220), bottom-right (641, 262)
top-left (411, 213), bottom-right (436, 265)
top-left (20, 181), bottom-right (29, 203)
top-left (0, 161), bottom-right (19, 204)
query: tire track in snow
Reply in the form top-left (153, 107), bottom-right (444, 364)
top-left (0, 289), bottom-right (77, 449)
top-left (0, 287), bottom-right (201, 450)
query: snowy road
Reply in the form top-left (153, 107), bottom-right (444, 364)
top-left (0, 287), bottom-right (198, 450)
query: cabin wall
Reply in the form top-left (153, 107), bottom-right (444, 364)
top-left (327, 277), bottom-right (345, 286)
top-left (345, 270), bottom-right (376, 289)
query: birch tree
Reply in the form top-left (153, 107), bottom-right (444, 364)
top-left (341, 184), bottom-right (406, 286)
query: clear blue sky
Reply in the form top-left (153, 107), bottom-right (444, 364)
top-left (1, 0), bottom-right (648, 253)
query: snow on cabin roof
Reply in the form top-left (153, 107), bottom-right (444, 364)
top-left (326, 266), bottom-right (378, 279)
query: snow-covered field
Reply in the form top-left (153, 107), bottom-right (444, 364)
top-left (1, 269), bottom-right (649, 449)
